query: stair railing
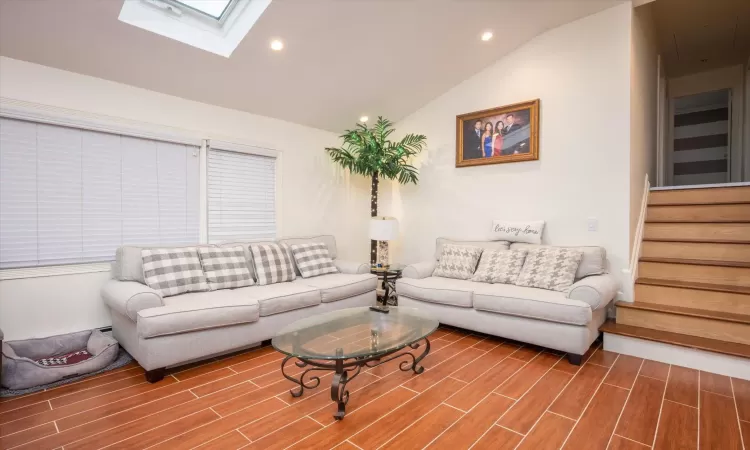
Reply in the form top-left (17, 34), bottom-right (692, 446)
top-left (629, 174), bottom-right (650, 292)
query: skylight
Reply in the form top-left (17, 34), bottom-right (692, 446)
top-left (172, 0), bottom-right (235, 20)
top-left (119, 0), bottom-right (271, 57)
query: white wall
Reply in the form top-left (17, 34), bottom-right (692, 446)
top-left (629, 2), bottom-right (658, 251)
top-left (0, 57), bottom-right (370, 340)
top-left (383, 4), bottom-right (633, 287)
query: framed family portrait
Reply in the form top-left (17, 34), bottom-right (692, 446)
top-left (456, 99), bottom-right (540, 167)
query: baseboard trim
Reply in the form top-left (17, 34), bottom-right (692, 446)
top-left (603, 332), bottom-right (750, 380)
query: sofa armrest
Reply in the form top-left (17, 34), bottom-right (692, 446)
top-left (566, 274), bottom-right (619, 311)
top-left (334, 259), bottom-right (370, 274)
top-left (101, 280), bottom-right (163, 322)
top-left (402, 260), bottom-right (436, 279)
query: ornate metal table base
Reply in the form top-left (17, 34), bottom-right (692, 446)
top-left (281, 337), bottom-right (430, 420)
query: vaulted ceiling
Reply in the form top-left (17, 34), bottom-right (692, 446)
top-left (0, 0), bottom-right (621, 132)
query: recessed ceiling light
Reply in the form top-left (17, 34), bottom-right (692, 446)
top-left (270, 39), bottom-right (284, 51)
top-left (360, 116), bottom-right (369, 123)
top-left (481, 31), bottom-right (493, 42)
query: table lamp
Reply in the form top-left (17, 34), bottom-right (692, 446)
top-left (369, 217), bottom-right (399, 267)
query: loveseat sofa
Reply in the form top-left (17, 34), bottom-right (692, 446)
top-left (101, 235), bottom-right (376, 382)
top-left (397, 238), bottom-right (619, 364)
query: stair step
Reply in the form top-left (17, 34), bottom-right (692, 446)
top-left (615, 301), bottom-right (750, 324)
top-left (649, 185), bottom-right (750, 206)
top-left (646, 204), bottom-right (750, 223)
top-left (635, 283), bottom-right (750, 315)
top-left (615, 304), bottom-right (750, 345)
top-left (600, 320), bottom-right (750, 359)
top-left (638, 257), bottom-right (750, 268)
top-left (638, 261), bottom-right (750, 288)
top-left (636, 278), bottom-right (750, 295)
top-left (643, 223), bottom-right (750, 243)
top-left (640, 241), bottom-right (750, 265)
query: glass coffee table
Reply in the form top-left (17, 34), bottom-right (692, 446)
top-left (272, 306), bottom-right (438, 420)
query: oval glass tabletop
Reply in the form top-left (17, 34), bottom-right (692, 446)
top-left (271, 306), bottom-right (438, 360)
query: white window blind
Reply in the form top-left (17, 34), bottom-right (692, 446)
top-left (0, 118), bottom-right (200, 269)
top-left (207, 148), bottom-right (276, 244)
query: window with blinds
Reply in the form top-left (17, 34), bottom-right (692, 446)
top-left (0, 118), bottom-right (200, 269)
top-left (207, 148), bottom-right (276, 244)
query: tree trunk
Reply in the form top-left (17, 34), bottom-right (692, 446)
top-left (370, 172), bottom-right (378, 265)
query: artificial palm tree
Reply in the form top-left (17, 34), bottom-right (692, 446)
top-left (326, 117), bottom-right (426, 264)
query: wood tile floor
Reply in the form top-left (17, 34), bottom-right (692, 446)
top-left (1, 327), bottom-right (748, 450)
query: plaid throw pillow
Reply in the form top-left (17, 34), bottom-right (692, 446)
top-left (198, 246), bottom-right (254, 290)
top-left (141, 248), bottom-right (210, 297)
top-left (290, 242), bottom-right (339, 278)
top-left (249, 243), bottom-right (296, 285)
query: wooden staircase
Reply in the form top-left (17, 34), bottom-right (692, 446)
top-left (601, 184), bottom-right (750, 358)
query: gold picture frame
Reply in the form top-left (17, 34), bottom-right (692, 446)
top-left (456, 99), bottom-right (540, 167)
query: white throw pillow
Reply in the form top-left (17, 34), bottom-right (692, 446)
top-left (471, 249), bottom-right (529, 284)
top-left (432, 244), bottom-right (483, 280)
top-left (515, 248), bottom-right (583, 292)
top-left (490, 220), bottom-right (545, 244)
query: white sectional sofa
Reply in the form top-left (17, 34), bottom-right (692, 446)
top-left (397, 238), bottom-right (619, 364)
top-left (101, 235), bottom-right (376, 382)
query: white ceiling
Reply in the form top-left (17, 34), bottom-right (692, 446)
top-left (0, 0), bottom-right (621, 132)
top-left (652, 0), bottom-right (750, 77)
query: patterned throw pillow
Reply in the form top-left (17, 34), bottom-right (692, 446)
top-left (249, 243), bottom-right (296, 285)
top-left (471, 249), bottom-right (528, 284)
top-left (514, 248), bottom-right (583, 291)
top-left (432, 244), bottom-right (483, 280)
top-left (198, 246), bottom-right (254, 290)
top-left (290, 242), bottom-right (339, 278)
top-left (141, 248), bottom-right (210, 297)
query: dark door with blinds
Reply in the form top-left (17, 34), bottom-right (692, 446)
top-left (670, 89), bottom-right (731, 186)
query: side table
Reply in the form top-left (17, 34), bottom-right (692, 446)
top-left (370, 265), bottom-right (404, 306)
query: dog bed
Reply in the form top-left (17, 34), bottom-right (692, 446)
top-left (1, 329), bottom-right (119, 390)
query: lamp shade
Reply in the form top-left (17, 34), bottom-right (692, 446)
top-left (369, 217), bottom-right (399, 241)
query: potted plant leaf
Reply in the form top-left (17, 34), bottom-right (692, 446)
top-left (326, 117), bottom-right (426, 264)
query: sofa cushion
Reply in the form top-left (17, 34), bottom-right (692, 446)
top-left (294, 273), bottom-right (377, 303)
top-left (139, 289), bottom-right (260, 338)
top-left (397, 277), bottom-right (474, 308)
top-left (471, 283), bottom-right (592, 326)
top-left (241, 283), bottom-right (321, 317)
top-left (510, 243), bottom-right (606, 279)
